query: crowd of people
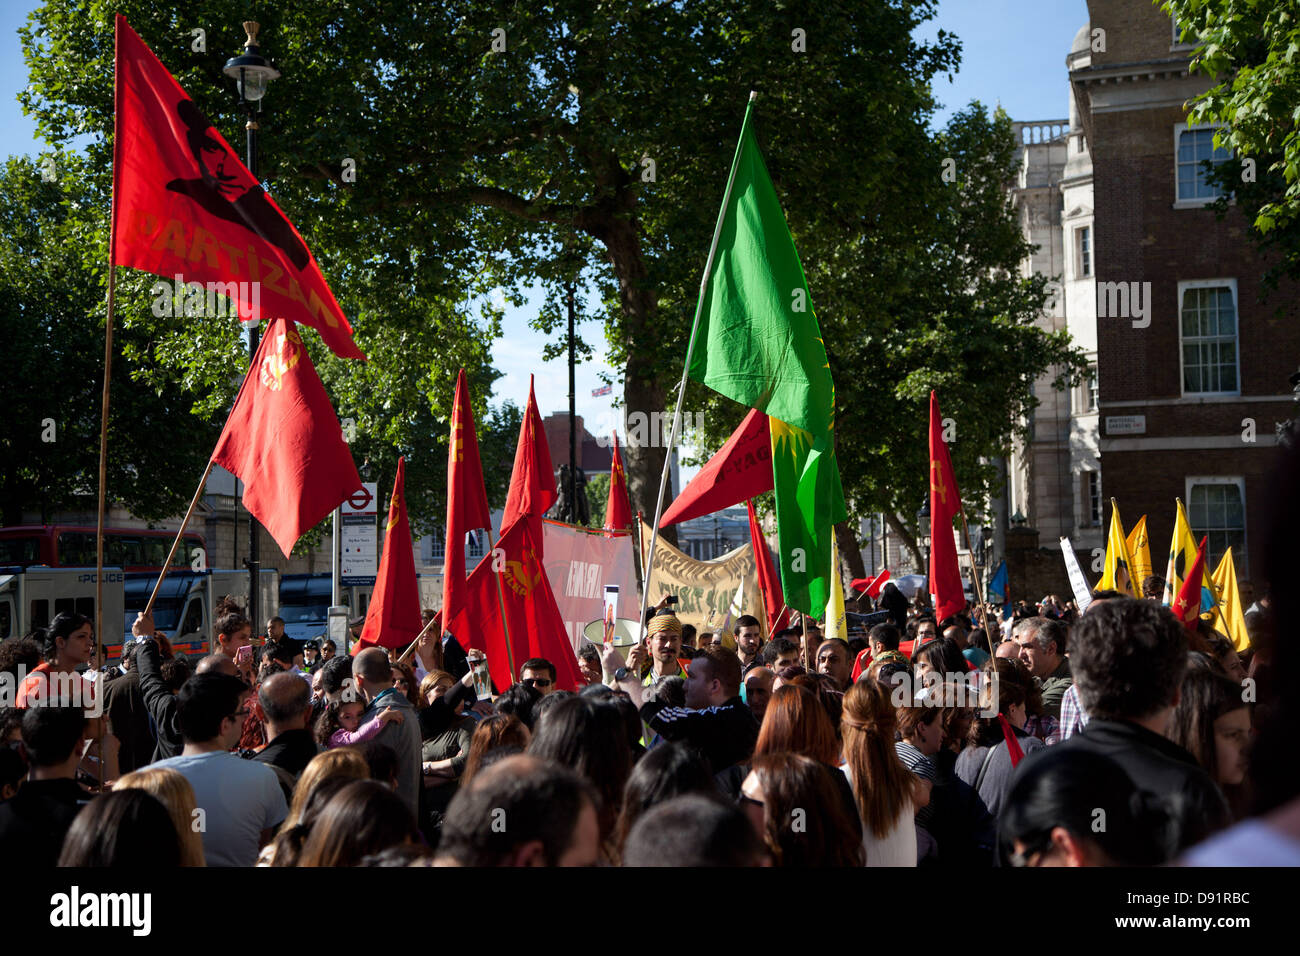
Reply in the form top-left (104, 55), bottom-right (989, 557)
top-left (1, 556), bottom-right (1294, 869)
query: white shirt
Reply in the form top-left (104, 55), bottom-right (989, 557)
top-left (841, 765), bottom-right (918, 867)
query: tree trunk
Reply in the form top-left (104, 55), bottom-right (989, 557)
top-left (885, 511), bottom-right (925, 572)
top-left (602, 216), bottom-right (677, 549)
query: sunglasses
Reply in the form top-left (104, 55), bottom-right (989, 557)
top-left (522, 678), bottom-right (553, 688)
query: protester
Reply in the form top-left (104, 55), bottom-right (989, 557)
top-left (1000, 747), bottom-right (1170, 866)
top-left (623, 794), bottom-right (768, 867)
top-left (352, 646), bottom-right (422, 817)
top-left (841, 680), bottom-right (918, 866)
top-left (734, 615), bottom-right (763, 672)
top-left (434, 755), bottom-right (602, 866)
top-left (623, 647), bottom-right (758, 775)
top-left (57, 789), bottom-right (181, 868)
top-left (1013, 618), bottom-right (1072, 719)
top-left (297, 779), bottom-right (419, 866)
top-left (151, 672), bottom-right (287, 866)
top-left (611, 742), bottom-right (718, 861)
top-left (743, 666), bottom-right (775, 723)
top-left (1168, 666), bottom-right (1252, 798)
top-left (741, 753), bottom-right (863, 866)
top-left (0, 706), bottom-right (93, 865)
top-left (114, 766), bottom-right (205, 867)
top-left (460, 713), bottom-right (531, 787)
top-left (265, 774), bottom-right (354, 868)
top-left (494, 681), bottom-right (542, 730)
top-left (815, 638), bottom-right (853, 691)
top-left (254, 671), bottom-right (320, 780)
top-left (761, 636), bottom-right (801, 672)
top-left (316, 696), bottom-right (403, 749)
top-left (527, 696), bottom-right (631, 859)
top-left (420, 670), bottom-right (477, 830)
top-left (955, 659), bottom-right (1047, 820)
top-left (519, 657), bottom-right (558, 695)
top-left (1052, 598), bottom-right (1231, 858)
top-left (103, 641), bottom-right (155, 775)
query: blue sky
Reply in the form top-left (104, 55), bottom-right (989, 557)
top-left (1, 0), bottom-right (1090, 475)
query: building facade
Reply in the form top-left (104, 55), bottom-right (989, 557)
top-left (1072, 1), bottom-right (1300, 593)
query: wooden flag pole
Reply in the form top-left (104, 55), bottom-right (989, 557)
top-left (485, 525), bottom-right (517, 683)
top-left (142, 460), bottom-right (216, 617)
top-left (640, 91), bottom-right (759, 649)
top-left (957, 508), bottom-right (993, 642)
top-left (396, 613), bottom-right (440, 667)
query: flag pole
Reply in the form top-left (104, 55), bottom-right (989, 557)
top-left (640, 90), bottom-right (758, 647)
top-left (142, 460), bottom-right (216, 616)
top-left (485, 525), bottom-right (517, 682)
top-left (93, 19), bottom-right (128, 792)
top-left (396, 614), bottom-right (440, 667)
top-left (957, 508), bottom-right (993, 642)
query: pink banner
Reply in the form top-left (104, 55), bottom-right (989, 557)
top-left (541, 520), bottom-right (640, 653)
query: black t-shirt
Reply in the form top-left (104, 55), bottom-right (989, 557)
top-left (0, 778), bottom-right (95, 866)
top-left (639, 696), bottom-right (759, 773)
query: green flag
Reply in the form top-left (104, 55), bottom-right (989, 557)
top-left (687, 97), bottom-right (846, 614)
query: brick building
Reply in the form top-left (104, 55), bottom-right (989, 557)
top-left (1070, 1), bottom-right (1300, 594)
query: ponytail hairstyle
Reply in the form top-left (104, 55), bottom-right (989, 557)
top-left (841, 680), bottom-right (914, 839)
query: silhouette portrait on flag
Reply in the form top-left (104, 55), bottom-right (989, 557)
top-left (164, 100), bottom-right (308, 269)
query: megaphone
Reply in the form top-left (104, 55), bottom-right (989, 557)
top-left (582, 618), bottom-right (642, 648)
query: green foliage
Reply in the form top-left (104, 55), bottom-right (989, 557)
top-left (1160, 0), bottom-right (1300, 289)
top-left (0, 151), bottom-right (222, 524)
top-left (584, 471), bottom-right (609, 529)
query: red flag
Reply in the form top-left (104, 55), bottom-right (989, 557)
top-left (501, 376), bottom-right (557, 541)
top-left (356, 458), bottom-right (423, 650)
top-left (447, 518), bottom-right (583, 690)
top-left (211, 318), bottom-right (361, 557)
top-left (1172, 536), bottom-right (1209, 633)
top-left (851, 570), bottom-right (892, 600)
top-left (441, 370), bottom-right (493, 628)
top-left (929, 392), bottom-right (965, 622)
top-left (747, 499), bottom-right (790, 636)
top-left (111, 15), bottom-right (363, 360)
top-left (604, 432), bottom-right (633, 532)
top-left (661, 408), bottom-right (772, 527)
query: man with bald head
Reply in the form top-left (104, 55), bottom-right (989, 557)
top-left (252, 672), bottom-right (318, 779)
top-left (354, 646), bottom-right (422, 815)
top-left (994, 640), bottom-right (1020, 660)
top-left (744, 666), bottom-right (775, 723)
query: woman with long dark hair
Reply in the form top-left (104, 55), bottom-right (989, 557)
top-left (297, 780), bottom-right (419, 867)
top-left (1169, 666), bottom-right (1252, 800)
top-left (58, 790), bottom-right (180, 867)
top-left (841, 680), bottom-right (919, 866)
top-left (741, 753), bottom-right (863, 867)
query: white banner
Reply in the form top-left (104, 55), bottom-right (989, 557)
top-left (1060, 536), bottom-right (1093, 612)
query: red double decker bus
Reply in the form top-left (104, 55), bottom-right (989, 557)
top-left (0, 525), bottom-right (206, 573)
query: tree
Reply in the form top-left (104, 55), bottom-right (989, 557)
top-left (1160, 1), bottom-right (1300, 291)
top-left (20, 0), bottom-right (964, 538)
top-left (0, 152), bottom-right (221, 525)
top-left (584, 471), bottom-right (610, 529)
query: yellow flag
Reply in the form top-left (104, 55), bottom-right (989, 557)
top-left (1126, 515), bottom-right (1153, 593)
top-left (1206, 548), bottom-right (1251, 652)
top-left (824, 528), bottom-right (847, 642)
top-left (1098, 499), bottom-right (1136, 596)
top-left (1163, 499), bottom-right (1199, 606)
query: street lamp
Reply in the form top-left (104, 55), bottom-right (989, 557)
top-left (223, 21), bottom-right (280, 635)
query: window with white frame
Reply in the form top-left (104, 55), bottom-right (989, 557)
top-left (425, 534), bottom-right (445, 563)
top-left (1172, 18), bottom-right (1197, 48)
top-left (1187, 479), bottom-right (1246, 575)
top-left (1087, 366), bottom-right (1099, 411)
top-left (1176, 126), bottom-right (1231, 202)
top-left (1076, 226), bottom-right (1092, 277)
top-left (1180, 281), bottom-right (1239, 395)
top-left (466, 531), bottom-right (486, 560)
top-left (1082, 471), bottom-right (1101, 527)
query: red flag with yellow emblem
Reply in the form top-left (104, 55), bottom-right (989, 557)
top-left (441, 370), bottom-right (492, 629)
top-left (928, 391), bottom-right (966, 622)
top-left (604, 431), bottom-right (633, 532)
top-left (446, 517), bottom-right (582, 690)
top-left (357, 457), bottom-right (423, 650)
top-left (211, 317), bottom-right (361, 557)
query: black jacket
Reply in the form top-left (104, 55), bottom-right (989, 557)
top-left (104, 670), bottom-right (157, 774)
top-left (1052, 718), bottom-right (1232, 858)
top-left (253, 728), bottom-right (320, 778)
top-left (135, 639), bottom-right (183, 763)
top-left (640, 696), bottom-right (758, 773)
top-left (0, 778), bottom-right (94, 866)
